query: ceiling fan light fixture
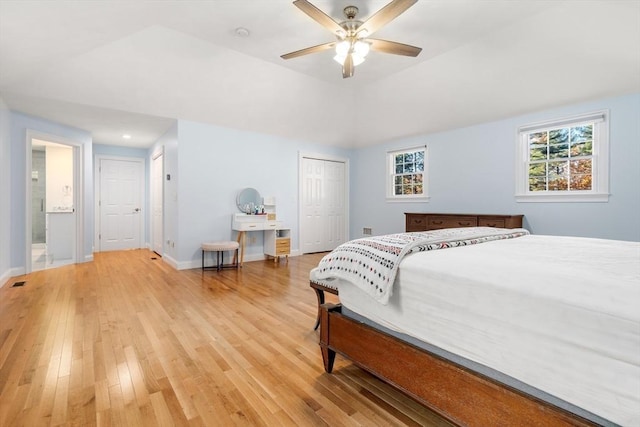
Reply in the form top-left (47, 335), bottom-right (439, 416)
top-left (352, 53), bottom-right (365, 66)
top-left (353, 40), bottom-right (370, 57)
top-left (334, 39), bottom-right (369, 66)
top-left (282, 0), bottom-right (421, 78)
top-left (333, 53), bottom-right (365, 66)
top-left (335, 40), bottom-right (350, 56)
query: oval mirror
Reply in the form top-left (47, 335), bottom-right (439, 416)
top-left (236, 188), bottom-right (262, 213)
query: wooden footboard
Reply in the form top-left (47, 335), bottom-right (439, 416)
top-left (319, 304), bottom-right (598, 427)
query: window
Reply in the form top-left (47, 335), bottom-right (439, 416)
top-left (515, 111), bottom-right (609, 202)
top-left (387, 146), bottom-right (428, 201)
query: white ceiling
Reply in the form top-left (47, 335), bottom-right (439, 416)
top-left (0, 0), bottom-right (638, 149)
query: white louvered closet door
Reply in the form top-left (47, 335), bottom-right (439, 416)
top-left (300, 157), bottom-right (346, 254)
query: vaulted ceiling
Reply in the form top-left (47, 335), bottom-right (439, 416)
top-left (1, 1), bottom-right (638, 148)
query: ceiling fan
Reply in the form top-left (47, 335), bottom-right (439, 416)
top-left (281, 0), bottom-right (422, 78)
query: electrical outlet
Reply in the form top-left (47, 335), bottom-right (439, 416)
top-left (363, 227), bottom-right (372, 235)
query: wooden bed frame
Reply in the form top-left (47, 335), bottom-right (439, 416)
top-left (318, 303), bottom-right (600, 427)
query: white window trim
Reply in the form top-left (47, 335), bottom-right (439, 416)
top-left (515, 110), bottom-right (609, 203)
top-left (386, 145), bottom-right (430, 202)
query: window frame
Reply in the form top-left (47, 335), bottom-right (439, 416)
top-left (386, 146), bottom-right (429, 202)
top-left (515, 110), bottom-right (609, 203)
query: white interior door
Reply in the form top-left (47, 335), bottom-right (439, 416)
top-left (151, 153), bottom-right (163, 255)
top-left (325, 160), bottom-right (346, 249)
top-left (301, 158), bottom-right (324, 253)
top-left (300, 156), bottom-right (347, 254)
top-left (99, 158), bottom-right (143, 251)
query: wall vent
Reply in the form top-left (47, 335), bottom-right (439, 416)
top-left (363, 227), bottom-right (372, 236)
top-left (12, 281), bottom-right (26, 287)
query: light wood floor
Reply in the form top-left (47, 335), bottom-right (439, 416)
top-left (0, 250), bottom-right (453, 426)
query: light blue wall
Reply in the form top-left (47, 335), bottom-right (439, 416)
top-left (93, 144), bottom-right (150, 245)
top-left (351, 93), bottom-right (640, 241)
top-left (172, 120), bottom-right (352, 268)
top-left (1, 92), bottom-right (636, 280)
top-left (0, 97), bottom-right (11, 285)
top-left (8, 112), bottom-right (94, 271)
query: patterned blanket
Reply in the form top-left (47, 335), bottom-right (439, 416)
top-left (311, 227), bottom-right (529, 304)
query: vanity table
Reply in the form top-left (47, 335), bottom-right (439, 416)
top-left (232, 188), bottom-right (290, 265)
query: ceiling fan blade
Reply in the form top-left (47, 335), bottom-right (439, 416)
top-left (293, 0), bottom-right (344, 35)
top-left (358, 0), bottom-right (417, 37)
top-left (281, 41), bottom-right (336, 60)
top-left (369, 39), bottom-right (422, 57)
top-left (342, 54), bottom-right (354, 78)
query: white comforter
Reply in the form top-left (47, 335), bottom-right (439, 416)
top-left (313, 234), bottom-right (640, 426)
top-left (312, 227), bottom-right (529, 304)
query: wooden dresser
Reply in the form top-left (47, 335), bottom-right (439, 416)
top-left (405, 213), bottom-right (523, 232)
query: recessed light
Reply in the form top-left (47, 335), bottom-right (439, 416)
top-left (123, 134), bottom-right (131, 139)
top-left (235, 27), bottom-right (250, 37)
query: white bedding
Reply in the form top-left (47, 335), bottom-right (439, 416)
top-left (313, 234), bottom-right (640, 426)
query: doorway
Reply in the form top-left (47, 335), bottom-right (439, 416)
top-left (95, 156), bottom-right (144, 252)
top-left (299, 154), bottom-right (349, 254)
top-left (26, 133), bottom-right (81, 273)
top-left (151, 149), bottom-right (164, 255)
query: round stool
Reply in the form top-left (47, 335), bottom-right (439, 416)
top-left (201, 241), bottom-right (240, 271)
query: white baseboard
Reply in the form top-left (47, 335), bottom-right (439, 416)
top-left (0, 267), bottom-right (26, 288)
top-left (163, 254), bottom-right (179, 269)
top-left (0, 269), bottom-right (10, 288)
top-left (174, 250), bottom-right (300, 271)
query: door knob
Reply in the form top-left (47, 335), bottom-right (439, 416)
top-left (134, 208), bottom-right (140, 212)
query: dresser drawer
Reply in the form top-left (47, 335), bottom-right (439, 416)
top-left (406, 213), bottom-right (523, 232)
top-left (427, 216), bottom-right (477, 229)
top-left (275, 239), bottom-right (290, 255)
top-left (478, 218), bottom-right (505, 228)
top-left (406, 215), bottom-right (428, 232)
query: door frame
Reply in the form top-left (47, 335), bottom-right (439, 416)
top-left (298, 152), bottom-right (350, 254)
top-left (25, 130), bottom-right (84, 274)
top-left (150, 147), bottom-right (164, 255)
top-left (94, 155), bottom-right (145, 252)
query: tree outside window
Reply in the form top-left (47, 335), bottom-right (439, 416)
top-left (516, 111), bottom-right (609, 203)
top-left (387, 147), bottom-right (428, 201)
top-left (528, 125), bottom-right (593, 192)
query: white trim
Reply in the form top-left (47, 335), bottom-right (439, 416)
top-left (150, 146), bottom-right (164, 256)
top-left (173, 251), bottom-right (301, 271)
top-left (517, 111), bottom-right (606, 133)
top-left (163, 254), bottom-right (179, 269)
top-left (515, 110), bottom-right (609, 203)
top-left (385, 196), bottom-right (431, 203)
top-left (0, 267), bottom-right (25, 288)
top-left (25, 130), bottom-right (84, 273)
top-left (386, 145), bottom-right (428, 201)
top-left (515, 193), bottom-right (609, 203)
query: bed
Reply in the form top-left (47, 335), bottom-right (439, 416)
top-left (309, 227), bottom-right (640, 426)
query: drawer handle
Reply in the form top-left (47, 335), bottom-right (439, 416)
top-left (432, 220), bottom-right (443, 225)
top-left (458, 222), bottom-right (471, 226)
top-left (414, 219), bottom-right (422, 224)
top-left (486, 223), bottom-right (497, 227)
